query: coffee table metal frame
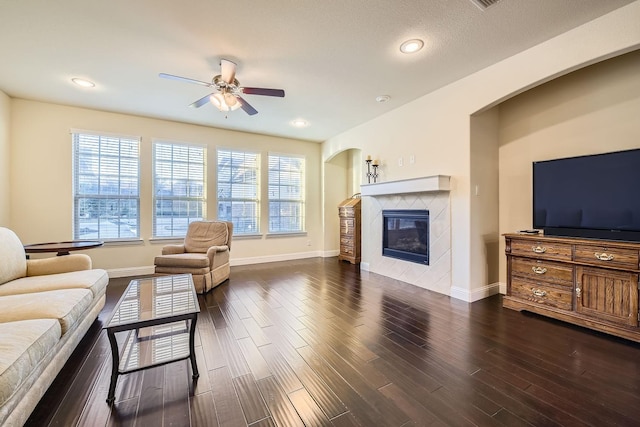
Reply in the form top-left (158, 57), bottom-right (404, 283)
top-left (103, 274), bottom-right (200, 404)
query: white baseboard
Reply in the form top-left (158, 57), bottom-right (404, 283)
top-left (107, 266), bottom-right (155, 278)
top-left (499, 281), bottom-right (507, 295)
top-left (360, 262), bottom-right (370, 271)
top-left (450, 281), bottom-right (501, 302)
top-left (230, 250), bottom-right (324, 266)
top-left (323, 249), bottom-right (340, 257)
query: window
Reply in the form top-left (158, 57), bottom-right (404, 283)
top-left (268, 154), bottom-right (305, 233)
top-left (153, 141), bottom-right (206, 238)
top-left (73, 131), bottom-right (140, 240)
top-left (217, 149), bottom-right (260, 235)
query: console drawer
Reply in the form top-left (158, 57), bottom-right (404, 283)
top-left (511, 278), bottom-right (573, 310)
top-left (510, 239), bottom-right (572, 261)
top-left (340, 219), bottom-right (355, 234)
top-left (340, 244), bottom-right (354, 255)
top-left (574, 245), bottom-right (639, 270)
top-left (511, 257), bottom-right (573, 287)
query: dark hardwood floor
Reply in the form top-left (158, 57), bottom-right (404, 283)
top-left (26, 257), bottom-right (640, 426)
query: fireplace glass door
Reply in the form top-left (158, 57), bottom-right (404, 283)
top-left (382, 210), bottom-right (429, 264)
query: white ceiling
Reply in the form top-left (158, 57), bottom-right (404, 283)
top-left (0, 0), bottom-right (634, 142)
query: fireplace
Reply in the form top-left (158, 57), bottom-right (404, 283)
top-left (382, 210), bottom-right (429, 265)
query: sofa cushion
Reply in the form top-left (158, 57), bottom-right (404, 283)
top-left (0, 319), bottom-right (61, 408)
top-left (0, 289), bottom-right (93, 335)
top-left (0, 269), bottom-right (108, 299)
top-left (0, 227), bottom-right (27, 286)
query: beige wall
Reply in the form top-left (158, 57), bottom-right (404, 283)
top-left (322, 1), bottom-right (640, 300)
top-left (0, 91), bottom-right (9, 226)
top-left (9, 100), bottom-right (322, 272)
top-left (498, 49), bottom-right (640, 284)
top-left (470, 108), bottom-right (500, 297)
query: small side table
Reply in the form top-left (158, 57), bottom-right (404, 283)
top-left (24, 240), bottom-right (103, 256)
top-left (103, 274), bottom-right (200, 404)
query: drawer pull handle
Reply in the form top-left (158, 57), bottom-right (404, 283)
top-left (531, 266), bottom-right (547, 274)
top-left (576, 287), bottom-right (581, 298)
top-left (594, 252), bottom-right (614, 261)
top-left (532, 246), bottom-right (547, 254)
top-left (531, 288), bottom-right (547, 298)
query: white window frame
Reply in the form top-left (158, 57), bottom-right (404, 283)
top-left (152, 140), bottom-right (207, 238)
top-left (72, 130), bottom-right (140, 241)
top-left (216, 148), bottom-right (260, 235)
top-left (268, 153), bottom-right (305, 234)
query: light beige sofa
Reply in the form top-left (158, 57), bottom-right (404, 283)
top-left (0, 227), bottom-right (108, 427)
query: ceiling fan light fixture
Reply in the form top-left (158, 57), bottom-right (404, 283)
top-left (210, 93), bottom-right (241, 112)
top-left (399, 39), bottom-right (424, 54)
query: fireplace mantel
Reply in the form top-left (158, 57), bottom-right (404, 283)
top-left (360, 175), bottom-right (450, 197)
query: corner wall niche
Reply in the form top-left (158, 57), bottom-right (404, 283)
top-left (360, 175), bottom-right (452, 296)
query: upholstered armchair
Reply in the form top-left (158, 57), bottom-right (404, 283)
top-left (154, 220), bottom-right (233, 293)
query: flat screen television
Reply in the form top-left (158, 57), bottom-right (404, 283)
top-left (533, 148), bottom-right (640, 242)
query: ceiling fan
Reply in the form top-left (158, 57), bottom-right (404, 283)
top-left (159, 59), bottom-right (285, 116)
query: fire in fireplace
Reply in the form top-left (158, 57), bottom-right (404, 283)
top-left (382, 210), bottom-right (429, 264)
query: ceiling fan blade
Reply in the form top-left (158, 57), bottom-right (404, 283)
top-left (159, 73), bottom-right (212, 87)
top-left (220, 59), bottom-right (237, 84)
top-left (189, 93), bottom-right (214, 108)
top-left (241, 87), bottom-right (285, 97)
top-left (237, 96), bottom-right (258, 116)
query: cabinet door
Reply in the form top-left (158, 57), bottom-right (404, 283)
top-left (576, 266), bottom-right (639, 327)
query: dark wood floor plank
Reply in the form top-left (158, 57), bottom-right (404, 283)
top-left (107, 397), bottom-right (138, 427)
top-left (288, 387), bottom-right (333, 427)
top-left (256, 376), bottom-right (305, 427)
top-left (216, 326), bottom-right (252, 378)
top-left (28, 260), bottom-right (640, 427)
top-left (237, 336), bottom-right (273, 381)
top-left (164, 360), bottom-right (191, 427)
top-left (136, 366), bottom-right (165, 426)
top-left (233, 373), bottom-right (270, 424)
top-left (190, 391), bottom-right (219, 427)
top-left (76, 357), bottom-right (113, 427)
top-left (209, 366), bottom-right (246, 426)
top-left (258, 343), bottom-right (304, 394)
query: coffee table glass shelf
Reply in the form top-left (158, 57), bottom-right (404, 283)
top-left (104, 274), bottom-right (200, 404)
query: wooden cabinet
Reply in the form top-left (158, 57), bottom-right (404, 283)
top-left (338, 197), bottom-right (361, 264)
top-left (504, 234), bottom-right (640, 342)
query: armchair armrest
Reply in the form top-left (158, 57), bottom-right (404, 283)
top-left (206, 245), bottom-right (229, 257)
top-left (26, 254), bottom-right (92, 276)
top-left (162, 244), bottom-right (186, 255)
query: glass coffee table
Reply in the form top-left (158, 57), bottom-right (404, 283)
top-left (104, 274), bottom-right (200, 404)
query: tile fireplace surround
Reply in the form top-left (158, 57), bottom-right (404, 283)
top-left (360, 176), bottom-right (452, 296)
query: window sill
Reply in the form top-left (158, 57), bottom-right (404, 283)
top-left (233, 233), bottom-right (263, 240)
top-left (103, 239), bottom-right (144, 246)
top-left (149, 237), bottom-right (185, 244)
top-left (266, 232), bottom-right (307, 238)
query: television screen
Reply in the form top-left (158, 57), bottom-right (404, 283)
top-left (533, 148), bottom-right (640, 241)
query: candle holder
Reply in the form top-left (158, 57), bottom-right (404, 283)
top-left (371, 163), bottom-right (379, 183)
top-left (365, 159), bottom-right (379, 183)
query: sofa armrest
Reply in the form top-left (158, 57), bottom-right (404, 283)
top-left (162, 245), bottom-right (186, 255)
top-left (26, 254), bottom-right (92, 276)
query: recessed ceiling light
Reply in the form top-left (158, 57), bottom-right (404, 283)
top-left (291, 119), bottom-right (308, 128)
top-left (376, 95), bottom-right (391, 103)
top-left (71, 78), bottom-right (95, 88)
top-left (399, 39), bottom-right (424, 54)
